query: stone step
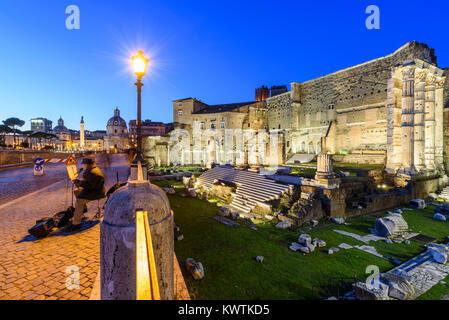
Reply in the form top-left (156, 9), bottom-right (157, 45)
top-left (237, 182), bottom-right (289, 193)
top-left (199, 168), bottom-right (275, 182)
top-left (238, 212), bottom-right (262, 220)
top-left (238, 186), bottom-right (284, 198)
top-left (237, 186), bottom-right (280, 197)
top-left (203, 176), bottom-right (283, 189)
top-left (233, 198), bottom-right (257, 208)
top-left (198, 166), bottom-right (291, 212)
top-left (233, 195), bottom-right (257, 203)
top-left (235, 191), bottom-right (273, 203)
top-left (229, 203), bottom-right (251, 213)
top-left (200, 183), bottom-right (289, 199)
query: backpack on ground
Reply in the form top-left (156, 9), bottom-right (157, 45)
top-left (28, 206), bottom-right (77, 238)
top-left (28, 218), bottom-right (55, 238)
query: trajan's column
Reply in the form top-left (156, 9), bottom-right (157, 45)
top-left (80, 116), bottom-right (85, 151)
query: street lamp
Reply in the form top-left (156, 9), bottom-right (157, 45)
top-left (131, 50), bottom-right (149, 175)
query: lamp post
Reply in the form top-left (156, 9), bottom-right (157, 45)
top-left (131, 50), bottom-right (149, 179)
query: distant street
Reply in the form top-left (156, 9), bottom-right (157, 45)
top-left (0, 154), bottom-right (129, 300)
top-left (0, 163), bottom-right (68, 206)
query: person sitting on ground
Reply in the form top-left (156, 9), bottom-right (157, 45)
top-left (66, 158), bottom-right (105, 232)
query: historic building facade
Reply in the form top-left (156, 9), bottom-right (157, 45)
top-left (266, 42), bottom-right (448, 177)
top-left (143, 97), bottom-right (271, 167)
top-left (129, 120), bottom-right (173, 147)
top-left (144, 41), bottom-right (448, 182)
top-left (104, 107), bottom-right (130, 152)
top-left (30, 118), bottom-right (52, 133)
top-left (53, 117), bottom-right (71, 150)
top-left (53, 116), bottom-right (104, 151)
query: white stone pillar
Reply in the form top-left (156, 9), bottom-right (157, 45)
top-left (80, 117), bottom-right (85, 151)
top-left (207, 138), bottom-right (216, 168)
top-left (413, 69), bottom-right (426, 172)
top-left (317, 154), bottom-right (333, 174)
top-left (425, 74), bottom-right (437, 170)
top-left (167, 146), bottom-right (170, 166)
top-left (435, 77), bottom-right (446, 170)
top-left (401, 67), bottom-right (415, 174)
top-left (386, 68), bottom-right (403, 173)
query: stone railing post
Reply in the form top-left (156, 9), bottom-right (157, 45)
top-left (100, 178), bottom-right (174, 300)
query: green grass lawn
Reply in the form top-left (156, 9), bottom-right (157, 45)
top-left (153, 180), bottom-right (449, 300)
top-left (333, 162), bottom-right (384, 170)
top-left (287, 162), bottom-right (381, 178)
top-left (155, 166), bottom-right (203, 174)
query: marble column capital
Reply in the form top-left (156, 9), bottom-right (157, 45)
top-left (415, 69), bottom-right (427, 83)
top-left (401, 67), bottom-right (415, 80)
top-left (426, 74), bottom-right (437, 86)
top-left (436, 77), bottom-right (446, 90)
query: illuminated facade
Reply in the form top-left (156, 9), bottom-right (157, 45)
top-left (104, 107), bottom-right (130, 152)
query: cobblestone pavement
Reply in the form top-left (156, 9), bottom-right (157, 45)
top-left (0, 163), bottom-right (69, 206)
top-left (0, 154), bottom-right (129, 300)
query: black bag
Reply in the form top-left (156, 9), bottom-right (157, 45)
top-left (106, 182), bottom-right (126, 199)
top-left (28, 218), bottom-right (55, 238)
top-left (53, 206), bottom-right (75, 228)
top-left (28, 206), bottom-right (76, 238)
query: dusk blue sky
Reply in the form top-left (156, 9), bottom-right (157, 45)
top-left (0, 0), bottom-right (448, 131)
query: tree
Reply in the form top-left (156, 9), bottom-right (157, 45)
top-left (0, 124), bottom-right (13, 147)
top-left (20, 141), bottom-right (29, 148)
top-left (3, 118), bottom-right (25, 148)
top-left (21, 130), bottom-right (34, 149)
top-left (30, 132), bottom-right (57, 149)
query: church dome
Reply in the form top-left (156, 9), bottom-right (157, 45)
top-left (53, 117), bottom-right (69, 133)
top-left (107, 108), bottom-right (127, 128)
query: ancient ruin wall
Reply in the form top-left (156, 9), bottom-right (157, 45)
top-left (266, 92), bottom-right (291, 131)
top-left (267, 42), bottom-right (438, 157)
top-left (300, 42), bottom-right (437, 154)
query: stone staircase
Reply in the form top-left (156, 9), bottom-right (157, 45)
top-left (197, 166), bottom-right (292, 214)
top-left (440, 186), bottom-right (449, 200)
top-left (286, 153), bottom-right (315, 164)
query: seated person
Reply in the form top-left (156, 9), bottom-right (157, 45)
top-left (66, 158), bottom-right (105, 232)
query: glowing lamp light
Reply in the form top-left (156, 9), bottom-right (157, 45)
top-left (132, 50), bottom-right (149, 78)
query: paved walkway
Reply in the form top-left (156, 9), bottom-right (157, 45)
top-left (0, 155), bottom-right (129, 300)
top-left (0, 163), bottom-right (69, 206)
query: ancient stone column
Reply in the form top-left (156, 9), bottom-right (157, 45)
top-left (413, 69), bottom-right (427, 172)
top-left (207, 138), bottom-right (216, 168)
top-left (386, 68), bottom-right (403, 173)
top-left (425, 74), bottom-right (437, 170)
top-left (317, 154), bottom-right (333, 174)
top-left (80, 116), bottom-right (85, 151)
top-left (314, 154), bottom-right (340, 189)
top-left (100, 180), bottom-right (174, 300)
top-left (167, 145), bottom-right (170, 166)
top-left (435, 77), bottom-right (446, 170)
top-left (400, 67), bottom-right (415, 174)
